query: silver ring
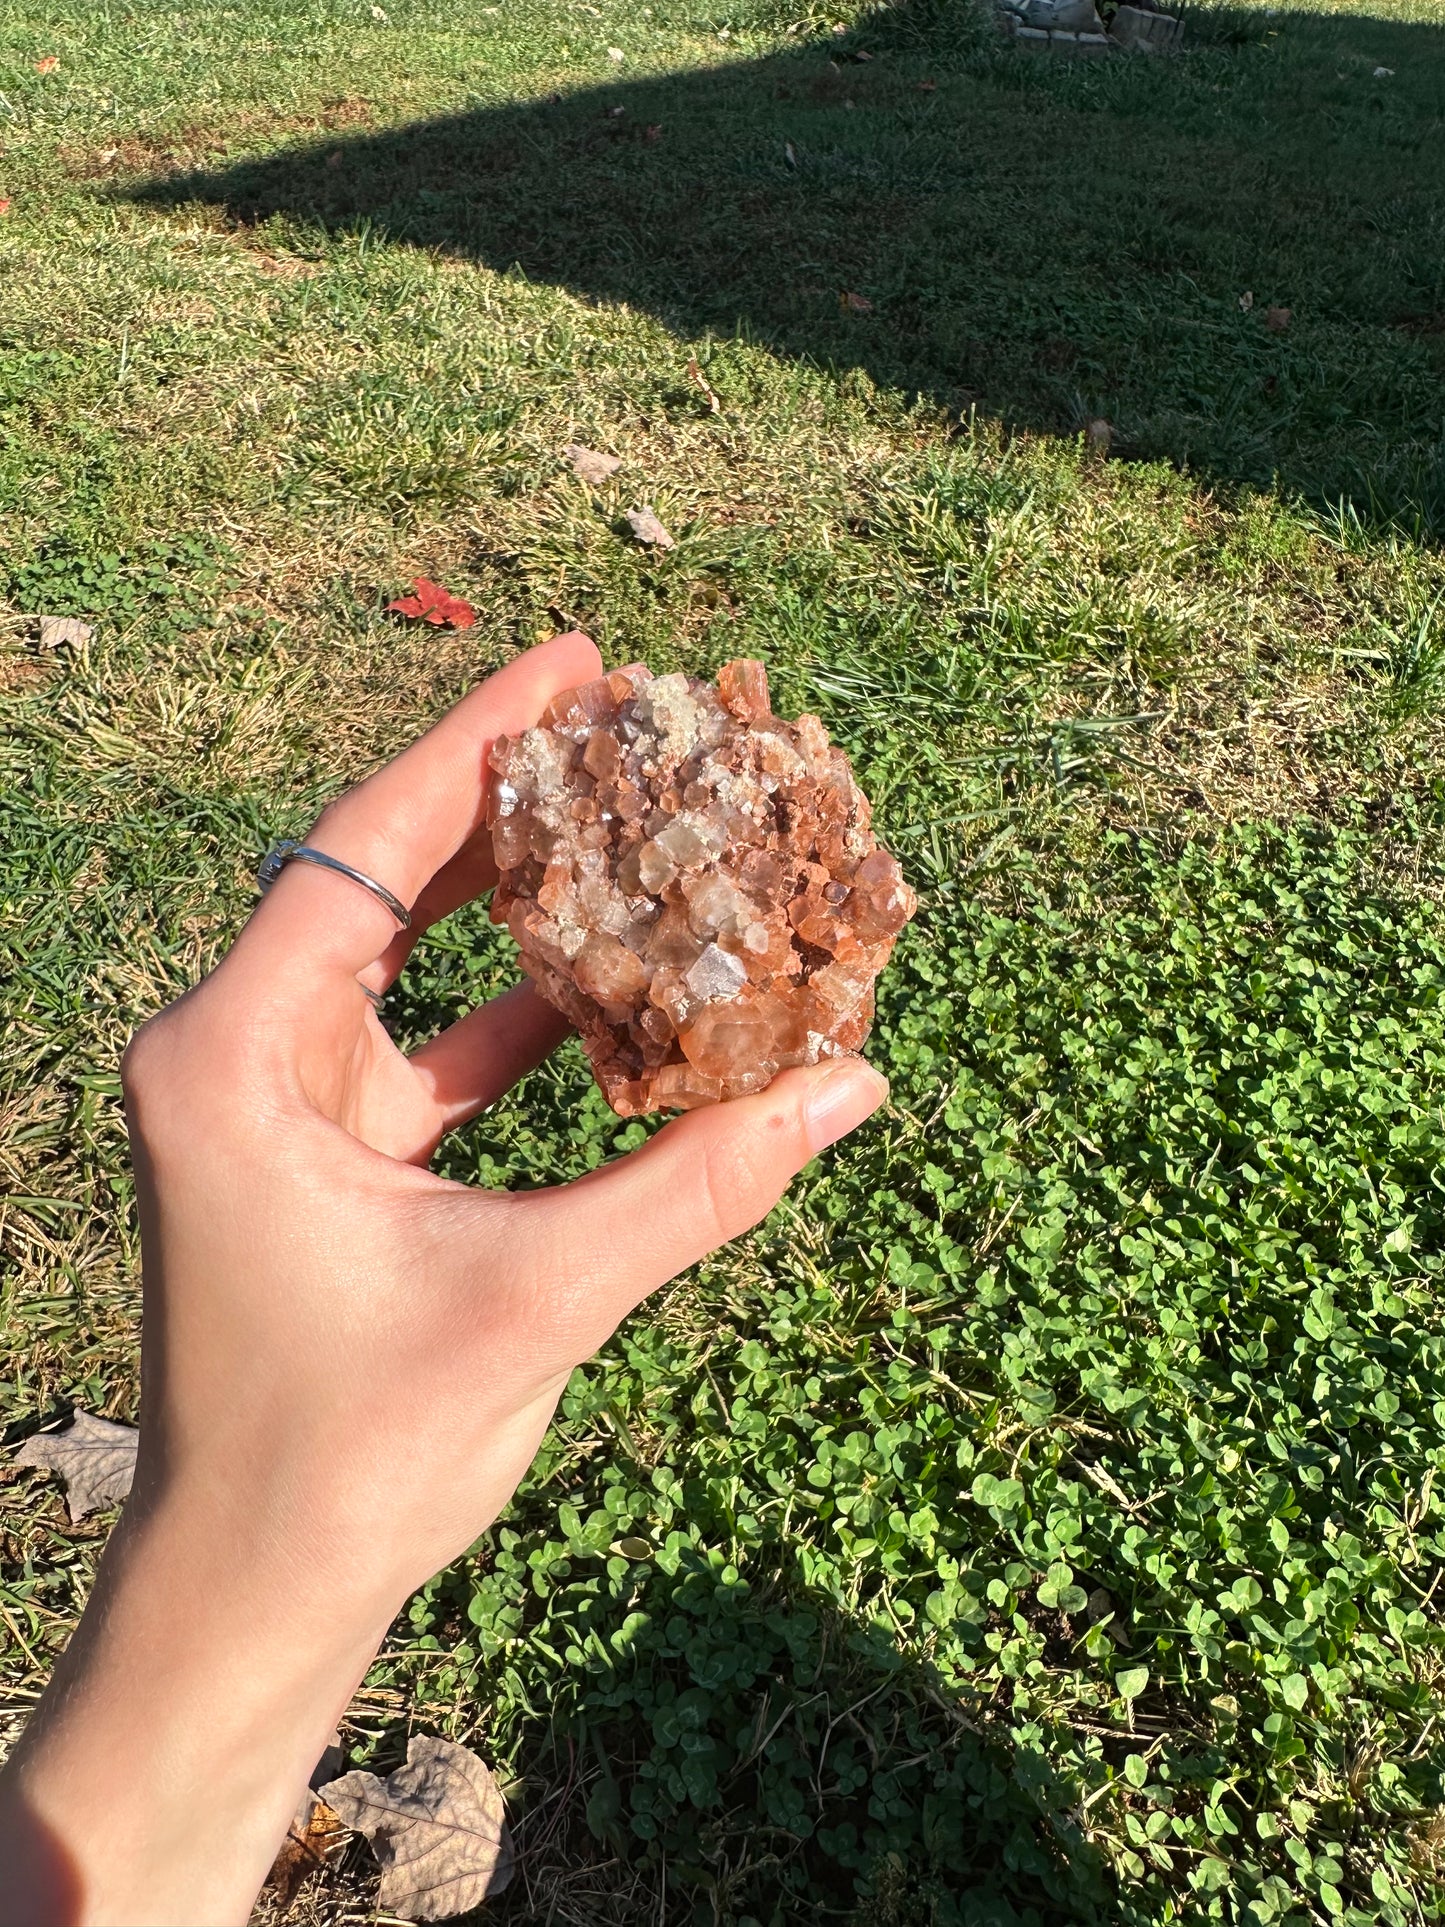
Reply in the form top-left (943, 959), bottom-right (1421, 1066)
top-left (258, 840), bottom-right (412, 930)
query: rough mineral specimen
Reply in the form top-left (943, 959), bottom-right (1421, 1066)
top-left (486, 659), bottom-right (916, 1115)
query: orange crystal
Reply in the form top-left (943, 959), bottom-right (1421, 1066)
top-left (487, 659), bottom-right (917, 1115)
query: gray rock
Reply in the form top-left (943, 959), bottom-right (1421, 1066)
top-left (1109, 4), bottom-right (1184, 53)
top-left (1020, 0), bottom-right (1104, 29)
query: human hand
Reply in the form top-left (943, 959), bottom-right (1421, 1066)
top-left (0, 634), bottom-right (888, 1926)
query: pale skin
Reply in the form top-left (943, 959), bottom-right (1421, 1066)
top-left (0, 634), bottom-right (888, 1927)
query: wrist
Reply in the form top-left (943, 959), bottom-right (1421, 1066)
top-left (3, 1485), bottom-right (392, 1927)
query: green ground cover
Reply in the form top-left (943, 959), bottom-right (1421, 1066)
top-left (3, 2), bottom-right (1445, 1921)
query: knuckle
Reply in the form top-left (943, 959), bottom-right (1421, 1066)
top-left (119, 997), bottom-right (239, 1148)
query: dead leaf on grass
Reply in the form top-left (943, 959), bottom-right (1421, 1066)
top-left (38, 615), bottom-right (94, 650)
top-left (565, 443), bottom-right (622, 485)
top-left (321, 1735), bottom-right (514, 1920)
top-left (840, 290), bottom-right (873, 314)
top-left (625, 506), bottom-right (674, 549)
top-left (254, 253), bottom-right (320, 279)
top-left (1265, 306), bottom-right (1292, 333)
top-left (0, 200), bottom-right (12, 218)
top-left (1238, 290), bottom-right (1254, 313)
top-left (14, 1409), bottom-right (138, 1522)
top-left (386, 578), bottom-right (476, 628)
top-left (1085, 418), bottom-right (1113, 457)
top-left (686, 356), bottom-right (721, 413)
top-left (268, 1796), bottom-right (347, 1907)
top-left (917, 78), bottom-right (938, 92)
top-left (35, 56), bottom-right (60, 74)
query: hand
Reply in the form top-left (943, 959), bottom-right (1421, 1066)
top-left (0, 635), bottom-right (888, 1926)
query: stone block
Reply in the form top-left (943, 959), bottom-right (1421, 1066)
top-left (1014, 24), bottom-right (1051, 47)
top-left (1109, 5), bottom-right (1184, 53)
top-left (1020, 0), bottom-right (1105, 27)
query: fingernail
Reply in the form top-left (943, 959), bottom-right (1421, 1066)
top-left (805, 1059), bottom-right (889, 1154)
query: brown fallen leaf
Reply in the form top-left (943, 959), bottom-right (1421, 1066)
top-left (626, 505), bottom-right (674, 549)
top-left (1084, 418), bottom-right (1112, 457)
top-left (840, 290), bottom-right (873, 314)
top-left (321, 1735), bottom-right (514, 1920)
top-left (1265, 305), bottom-right (1292, 333)
top-left (565, 443), bottom-right (622, 485)
top-left (267, 1796), bottom-right (347, 1908)
top-left (917, 78), bottom-right (938, 92)
top-left (686, 356), bottom-right (721, 413)
top-left (1238, 290), bottom-right (1254, 312)
top-left (14, 1409), bottom-right (138, 1522)
top-left (35, 56), bottom-right (61, 74)
top-left (644, 123), bottom-right (662, 142)
top-left (38, 615), bottom-right (94, 650)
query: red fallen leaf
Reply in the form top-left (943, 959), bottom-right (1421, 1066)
top-left (386, 578), bottom-right (476, 628)
top-left (0, 199), bottom-right (11, 217)
top-left (35, 56), bottom-right (60, 74)
top-left (840, 290), bottom-right (873, 314)
top-left (1265, 305), bottom-right (1292, 333)
top-left (917, 79), bottom-right (938, 92)
top-left (644, 123), bottom-right (662, 142)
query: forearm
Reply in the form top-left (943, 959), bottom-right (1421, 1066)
top-left (0, 1489), bottom-right (394, 1927)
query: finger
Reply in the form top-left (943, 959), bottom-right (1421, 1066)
top-left (522, 1058), bottom-right (889, 1344)
top-left (360, 827), bottom-right (498, 994)
top-left (239, 632), bottom-right (603, 979)
top-left (408, 982), bottom-right (571, 1134)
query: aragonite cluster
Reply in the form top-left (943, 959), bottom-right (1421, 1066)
top-left (486, 659), bottom-right (916, 1115)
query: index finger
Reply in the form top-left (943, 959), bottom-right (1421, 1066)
top-left (235, 632), bottom-right (603, 980)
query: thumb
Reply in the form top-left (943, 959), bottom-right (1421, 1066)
top-left (526, 1058), bottom-right (889, 1335)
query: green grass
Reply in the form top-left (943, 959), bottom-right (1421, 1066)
top-left (3, 3), bottom-right (1445, 1923)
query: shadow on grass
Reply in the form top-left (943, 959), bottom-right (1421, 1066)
top-left (373, 928), bottom-right (1113, 1925)
top-left (130, 1), bottom-right (1445, 535)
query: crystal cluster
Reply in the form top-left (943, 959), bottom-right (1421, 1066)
top-left (487, 659), bottom-right (916, 1115)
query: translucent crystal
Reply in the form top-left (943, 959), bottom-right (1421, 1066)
top-left (487, 659), bottom-right (917, 1115)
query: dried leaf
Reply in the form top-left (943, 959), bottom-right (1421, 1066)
top-left (611, 1536), bottom-right (654, 1561)
top-left (386, 577), bottom-right (477, 628)
top-left (1265, 305), bottom-right (1292, 333)
top-left (625, 506), bottom-right (674, 549)
top-left (267, 1797), bottom-right (346, 1907)
top-left (686, 357), bottom-right (722, 414)
top-left (607, 45), bottom-right (624, 62)
top-left (784, 141), bottom-right (797, 167)
top-left (840, 290), bottom-right (873, 314)
top-left (38, 615), bottom-right (94, 650)
top-left (644, 123), bottom-right (662, 142)
top-left (14, 1410), bottom-right (137, 1522)
top-left (321, 1735), bottom-right (514, 1920)
top-left (917, 78), bottom-right (938, 92)
top-left (0, 200), bottom-right (12, 218)
top-left (565, 443), bottom-right (622, 485)
top-left (1084, 418), bottom-right (1113, 456)
top-left (35, 56), bottom-right (60, 74)
top-left (1238, 290), bottom-right (1254, 313)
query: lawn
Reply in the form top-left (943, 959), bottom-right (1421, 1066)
top-left (3, 1), bottom-right (1445, 1922)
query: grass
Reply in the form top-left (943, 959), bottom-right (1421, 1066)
top-left (3, 1), bottom-right (1445, 1922)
